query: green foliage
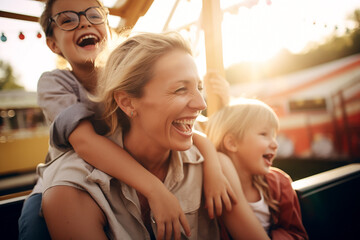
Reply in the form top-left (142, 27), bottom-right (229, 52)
top-left (226, 9), bottom-right (360, 84)
top-left (0, 60), bottom-right (24, 90)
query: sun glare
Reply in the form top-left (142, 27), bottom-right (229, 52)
top-left (220, 0), bottom-right (360, 66)
top-left (221, 1), bottom-right (311, 65)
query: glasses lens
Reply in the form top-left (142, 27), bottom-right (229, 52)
top-left (55, 12), bottom-right (79, 31)
top-left (86, 7), bottom-right (107, 25)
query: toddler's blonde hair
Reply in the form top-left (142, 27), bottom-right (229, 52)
top-left (206, 98), bottom-right (280, 215)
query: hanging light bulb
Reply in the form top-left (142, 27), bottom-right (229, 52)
top-left (1, 32), bottom-right (7, 42)
top-left (19, 32), bottom-right (25, 40)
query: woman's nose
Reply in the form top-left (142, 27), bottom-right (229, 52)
top-left (190, 89), bottom-right (207, 111)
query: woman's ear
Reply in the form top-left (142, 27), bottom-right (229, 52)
top-left (223, 134), bottom-right (238, 153)
top-left (114, 91), bottom-right (135, 118)
top-left (46, 37), bottom-right (61, 55)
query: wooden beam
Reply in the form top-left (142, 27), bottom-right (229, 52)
top-left (0, 0), bottom-right (154, 30)
top-left (201, 0), bottom-right (225, 116)
top-left (0, 11), bottom-right (39, 23)
top-left (112, 0), bottom-right (154, 31)
top-left (0, 8), bottom-right (128, 23)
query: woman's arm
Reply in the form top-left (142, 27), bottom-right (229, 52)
top-left (69, 120), bottom-right (190, 240)
top-left (218, 152), bottom-right (270, 240)
top-left (192, 131), bottom-right (237, 219)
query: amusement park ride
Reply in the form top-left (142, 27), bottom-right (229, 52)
top-left (0, 0), bottom-right (359, 239)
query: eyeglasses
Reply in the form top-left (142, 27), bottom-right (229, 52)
top-left (46, 6), bottom-right (108, 35)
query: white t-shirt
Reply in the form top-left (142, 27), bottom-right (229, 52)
top-left (248, 190), bottom-right (271, 233)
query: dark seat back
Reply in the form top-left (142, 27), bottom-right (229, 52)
top-left (1, 164), bottom-right (360, 239)
top-left (0, 194), bottom-right (27, 240)
top-left (292, 163), bottom-right (360, 240)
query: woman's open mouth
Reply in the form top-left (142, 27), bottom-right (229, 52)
top-left (172, 118), bottom-right (196, 136)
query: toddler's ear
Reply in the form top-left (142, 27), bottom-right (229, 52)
top-left (46, 37), bottom-right (62, 55)
top-left (223, 134), bottom-right (238, 152)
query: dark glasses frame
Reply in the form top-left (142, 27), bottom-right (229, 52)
top-left (46, 6), bottom-right (109, 36)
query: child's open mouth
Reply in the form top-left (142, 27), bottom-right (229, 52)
top-left (263, 153), bottom-right (274, 166)
top-left (77, 34), bottom-right (99, 47)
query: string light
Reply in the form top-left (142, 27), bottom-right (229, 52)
top-left (18, 32), bottom-right (25, 40)
top-left (0, 16), bottom-right (354, 43)
top-left (0, 31), bottom-right (44, 42)
top-left (1, 32), bottom-right (7, 42)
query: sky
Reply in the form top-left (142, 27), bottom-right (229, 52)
top-left (0, 0), bottom-right (360, 92)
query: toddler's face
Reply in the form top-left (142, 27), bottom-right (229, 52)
top-left (234, 122), bottom-right (278, 175)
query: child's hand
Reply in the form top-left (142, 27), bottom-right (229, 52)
top-left (147, 186), bottom-right (191, 240)
top-left (204, 167), bottom-right (237, 219)
top-left (204, 71), bottom-right (230, 106)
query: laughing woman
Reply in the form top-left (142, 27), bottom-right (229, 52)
top-left (39, 32), bottom-right (268, 239)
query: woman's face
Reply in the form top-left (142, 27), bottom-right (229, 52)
top-left (48, 0), bottom-right (110, 68)
top-left (132, 49), bottom-right (206, 152)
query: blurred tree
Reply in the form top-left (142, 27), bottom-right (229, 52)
top-left (349, 9), bottom-right (360, 28)
top-left (0, 60), bottom-right (24, 90)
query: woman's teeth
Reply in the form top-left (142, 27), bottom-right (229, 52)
top-left (172, 119), bottom-right (195, 134)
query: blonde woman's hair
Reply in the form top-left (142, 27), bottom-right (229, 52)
top-left (205, 98), bottom-right (280, 215)
top-left (94, 31), bottom-right (193, 134)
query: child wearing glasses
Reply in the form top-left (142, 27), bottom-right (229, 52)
top-left (18, 0), bottom-right (236, 239)
top-left (206, 98), bottom-right (308, 240)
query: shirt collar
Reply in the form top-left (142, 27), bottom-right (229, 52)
top-left (109, 127), bottom-right (204, 190)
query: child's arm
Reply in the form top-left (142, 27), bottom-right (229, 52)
top-left (192, 130), bottom-right (237, 219)
top-left (68, 120), bottom-right (191, 240)
top-left (218, 152), bottom-right (270, 240)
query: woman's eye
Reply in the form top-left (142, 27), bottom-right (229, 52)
top-left (175, 87), bottom-right (186, 93)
